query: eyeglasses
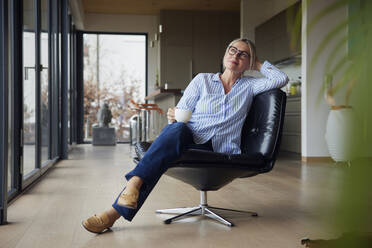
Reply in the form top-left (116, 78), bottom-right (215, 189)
top-left (227, 46), bottom-right (250, 59)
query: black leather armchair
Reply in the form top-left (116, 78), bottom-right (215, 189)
top-left (135, 89), bottom-right (287, 226)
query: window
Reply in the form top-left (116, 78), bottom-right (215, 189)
top-left (83, 33), bottom-right (147, 142)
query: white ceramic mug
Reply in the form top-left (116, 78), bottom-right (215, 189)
top-left (175, 109), bottom-right (192, 123)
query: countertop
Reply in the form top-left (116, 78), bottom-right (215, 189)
top-left (145, 88), bottom-right (183, 100)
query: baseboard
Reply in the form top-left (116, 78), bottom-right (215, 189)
top-left (301, 156), bottom-right (333, 163)
top-left (301, 156), bottom-right (372, 163)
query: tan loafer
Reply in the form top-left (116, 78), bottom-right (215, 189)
top-left (117, 188), bottom-right (139, 209)
top-left (82, 212), bottom-right (114, 234)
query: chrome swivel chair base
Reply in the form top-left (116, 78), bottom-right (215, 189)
top-left (156, 191), bottom-right (258, 227)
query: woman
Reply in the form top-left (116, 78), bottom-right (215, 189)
top-left (82, 38), bottom-right (288, 233)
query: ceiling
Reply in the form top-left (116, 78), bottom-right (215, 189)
top-left (81, 0), bottom-right (240, 15)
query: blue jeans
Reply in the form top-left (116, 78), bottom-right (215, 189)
top-left (112, 122), bottom-right (213, 221)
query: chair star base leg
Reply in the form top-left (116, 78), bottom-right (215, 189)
top-left (160, 206), bottom-right (202, 224)
top-left (204, 207), bottom-right (234, 226)
top-left (155, 207), bottom-right (201, 215)
top-left (207, 206), bottom-right (258, 217)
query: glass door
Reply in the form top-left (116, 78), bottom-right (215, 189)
top-left (40, 0), bottom-right (49, 164)
top-left (22, 0), bottom-right (37, 177)
top-left (7, 0), bottom-right (13, 194)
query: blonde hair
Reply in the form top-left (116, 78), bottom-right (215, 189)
top-left (225, 38), bottom-right (257, 71)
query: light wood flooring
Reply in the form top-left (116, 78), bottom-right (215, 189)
top-left (0, 144), bottom-right (349, 248)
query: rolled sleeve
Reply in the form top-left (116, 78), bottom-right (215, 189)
top-left (252, 61), bottom-right (289, 96)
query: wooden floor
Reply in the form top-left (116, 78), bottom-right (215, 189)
top-left (0, 144), bottom-right (347, 248)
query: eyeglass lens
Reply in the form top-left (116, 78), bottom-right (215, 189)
top-left (228, 46), bottom-right (249, 59)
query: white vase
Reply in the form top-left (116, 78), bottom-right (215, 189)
top-left (325, 107), bottom-right (357, 162)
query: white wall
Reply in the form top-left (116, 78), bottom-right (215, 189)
top-left (83, 13), bottom-right (160, 96)
top-left (302, 0), bottom-right (348, 157)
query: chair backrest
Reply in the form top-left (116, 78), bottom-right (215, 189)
top-left (240, 89), bottom-right (287, 168)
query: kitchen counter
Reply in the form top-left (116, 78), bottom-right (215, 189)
top-left (145, 88), bottom-right (182, 101)
top-left (145, 88), bottom-right (184, 139)
top-left (281, 95), bottom-right (301, 154)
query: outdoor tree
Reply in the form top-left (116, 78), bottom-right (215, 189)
top-left (83, 35), bottom-right (142, 141)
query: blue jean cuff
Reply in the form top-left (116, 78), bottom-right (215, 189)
top-left (112, 203), bottom-right (134, 222)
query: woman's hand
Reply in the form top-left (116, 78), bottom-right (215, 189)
top-left (167, 107), bottom-right (176, 123)
top-left (254, 56), bottom-right (262, 71)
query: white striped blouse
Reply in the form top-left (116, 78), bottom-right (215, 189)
top-left (176, 61), bottom-right (288, 154)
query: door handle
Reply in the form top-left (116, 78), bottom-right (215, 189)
top-left (24, 64), bottom-right (48, 80)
